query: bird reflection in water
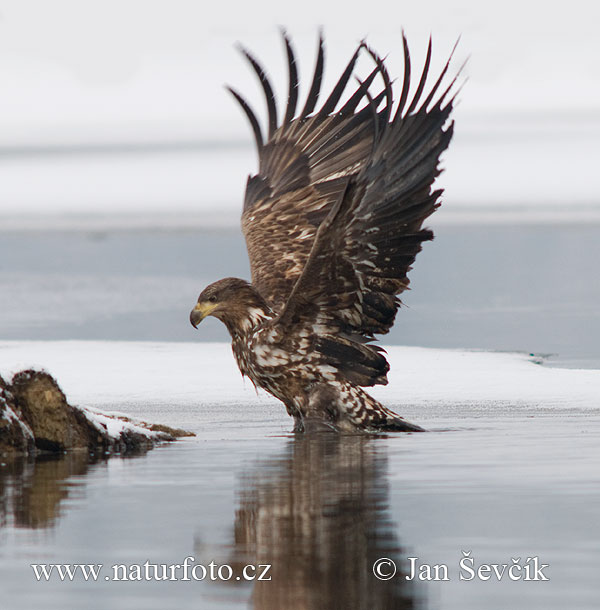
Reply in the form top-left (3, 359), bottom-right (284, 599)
top-left (225, 434), bottom-right (423, 610)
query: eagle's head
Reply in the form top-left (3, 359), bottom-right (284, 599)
top-left (190, 277), bottom-right (271, 335)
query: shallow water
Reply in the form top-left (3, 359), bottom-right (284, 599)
top-left (1, 402), bottom-right (599, 610)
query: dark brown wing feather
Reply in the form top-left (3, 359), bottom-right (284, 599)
top-left (275, 35), bottom-right (462, 386)
top-left (232, 33), bottom-right (392, 311)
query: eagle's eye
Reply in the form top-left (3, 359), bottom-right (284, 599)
top-left (208, 295), bottom-right (217, 303)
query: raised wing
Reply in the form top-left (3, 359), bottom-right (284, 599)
top-left (276, 36), bottom-right (462, 386)
top-left (230, 33), bottom-right (392, 312)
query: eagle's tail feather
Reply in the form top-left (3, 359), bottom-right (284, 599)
top-left (307, 380), bottom-right (425, 432)
top-left (355, 392), bottom-right (425, 432)
top-left (376, 411), bottom-right (425, 432)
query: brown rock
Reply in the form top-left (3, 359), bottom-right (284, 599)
top-left (1, 369), bottom-right (194, 458)
top-left (10, 370), bottom-right (91, 452)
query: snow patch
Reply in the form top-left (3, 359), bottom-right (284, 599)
top-left (0, 341), bottom-right (598, 414)
top-left (1, 401), bottom-right (35, 440)
top-left (80, 405), bottom-right (165, 441)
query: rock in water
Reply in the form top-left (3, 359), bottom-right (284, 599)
top-left (0, 370), bottom-right (193, 457)
top-left (0, 375), bottom-right (35, 454)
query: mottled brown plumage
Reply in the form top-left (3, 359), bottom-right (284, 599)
top-left (190, 32), bottom-right (461, 432)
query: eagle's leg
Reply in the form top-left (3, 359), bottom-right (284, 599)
top-left (291, 384), bottom-right (341, 433)
top-left (283, 399), bottom-right (305, 433)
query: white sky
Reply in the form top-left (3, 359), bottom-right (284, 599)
top-left (0, 0), bottom-right (598, 144)
top-left (0, 0), bottom-right (598, 219)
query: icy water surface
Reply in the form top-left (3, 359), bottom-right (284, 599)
top-left (1, 224), bottom-right (599, 367)
top-left (1, 404), bottom-right (599, 610)
top-left (1, 224), bottom-right (599, 608)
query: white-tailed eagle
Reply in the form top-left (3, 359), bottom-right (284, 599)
top-left (190, 32), bottom-right (460, 432)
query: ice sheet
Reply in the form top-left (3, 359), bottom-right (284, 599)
top-left (0, 342), bottom-right (597, 416)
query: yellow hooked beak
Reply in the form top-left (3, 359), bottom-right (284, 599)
top-left (189, 301), bottom-right (218, 328)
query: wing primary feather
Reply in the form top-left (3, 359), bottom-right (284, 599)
top-left (354, 88), bottom-right (387, 122)
top-left (434, 56), bottom-right (469, 111)
top-left (282, 30), bottom-right (299, 125)
top-left (300, 33), bottom-right (325, 118)
top-left (238, 46), bottom-right (278, 138)
top-left (363, 45), bottom-right (394, 126)
top-left (395, 32), bottom-right (412, 120)
top-left (339, 65), bottom-right (381, 116)
top-left (317, 43), bottom-right (364, 117)
top-left (405, 35), bottom-right (432, 116)
top-left (356, 77), bottom-right (381, 144)
top-left (226, 86), bottom-right (264, 152)
top-left (421, 36), bottom-right (461, 111)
